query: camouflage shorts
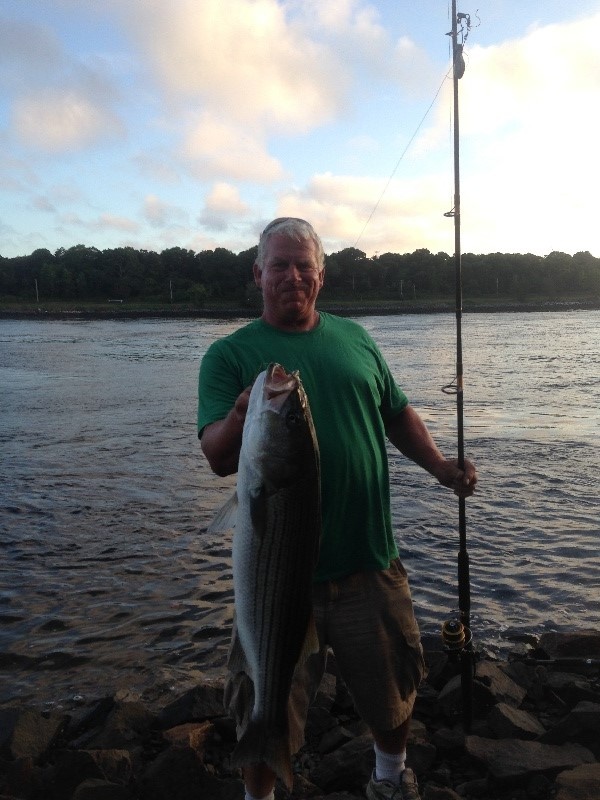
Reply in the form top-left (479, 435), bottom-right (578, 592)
top-left (224, 557), bottom-right (426, 752)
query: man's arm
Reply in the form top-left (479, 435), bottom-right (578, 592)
top-left (385, 405), bottom-right (477, 497)
top-left (200, 386), bottom-right (251, 477)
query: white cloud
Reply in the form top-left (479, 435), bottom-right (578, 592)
top-left (198, 182), bottom-right (250, 232)
top-left (118, 0), bottom-right (343, 133)
top-left (183, 113), bottom-right (285, 182)
top-left (143, 194), bottom-right (187, 228)
top-left (275, 170), bottom-right (452, 255)
top-left (204, 183), bottom-right (249, 215)
top-left (451, 12), bottom-right (600, 255)
top-left (91, 213), bottom-right (139, 233)
top-left (281, 9), bottom-right (600, 257)
top-left (12, 90), bottom-right (124, 152)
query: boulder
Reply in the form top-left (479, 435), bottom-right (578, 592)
top-left (465, 735), bottom-right (595, 780)
top-left (487, 702), bottom-right (546, 739)
top-left (555, 763), bottom-right (600, 800)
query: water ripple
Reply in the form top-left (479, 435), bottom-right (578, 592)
top-left (1, 313), bottom-right (598, 709)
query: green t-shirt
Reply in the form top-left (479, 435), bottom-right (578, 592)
top-left (197, 312), bottom-right (408, 581)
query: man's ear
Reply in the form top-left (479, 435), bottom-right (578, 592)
top-left (253, 262), bottom-right (262, 288)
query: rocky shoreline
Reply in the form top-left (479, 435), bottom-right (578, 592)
top-left (1, 299), bottom-right (599, 320)
top-left (2, 630), bottom-right (599, 800)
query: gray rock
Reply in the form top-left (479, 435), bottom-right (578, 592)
top-left (554, 763), bottom-right (600, 800)
top-left (71, 778), bottom-right (133, 800)
top-left (52, 748), bottom-right (133, 798)
top-left (309, 733), bottom-right (373, 792)
top-left (85, 701), bottom-right (155, 749)
top-left (318, 724), bottom-right (354, 755)
top-left (2, 637), bottom-right (600, 800)
top-left (475, 660), bottom-right (527, 707)
top-left (158, 681), bottom-right (226, 727)
top-left (538, 630), bottom-right (600, 659)
top-left (487, 702), bottom-right (546, 739)
top-left (9, 709), bottom-right (66, 760)
top-left (465, 735), bottom-right (595, 780)
top-left (422, 785), bottom-right (463, 800)
top-left (539, 701), bottom-right (600, 746)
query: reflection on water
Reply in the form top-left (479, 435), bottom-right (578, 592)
top-left (1, 312), bottom-right (598, 710)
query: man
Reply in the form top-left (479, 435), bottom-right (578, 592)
top-left (198, 218), bottom-right (477, 800)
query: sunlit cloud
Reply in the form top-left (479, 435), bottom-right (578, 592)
top-left (117, 0), bottom-right (343, 133)
top-left (198, 182), bottom-right (251, 232)
top-left (182, 114), bottom-right (285, 182)
top-left (12, 90), bottom-right (124, 153)
top-left (204, 183), bottom-right (250, 215)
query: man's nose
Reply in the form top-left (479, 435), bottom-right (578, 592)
top-left (282, 264), bottom-right (303, 279)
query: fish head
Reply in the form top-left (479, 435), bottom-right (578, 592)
top-left (243, 363), bottom-right (317, 489)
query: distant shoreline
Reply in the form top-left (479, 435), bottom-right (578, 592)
top-left (1, 299), bottom-right (599, 320)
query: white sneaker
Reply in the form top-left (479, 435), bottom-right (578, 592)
top-left (366, 767), bottom-right (421, 800)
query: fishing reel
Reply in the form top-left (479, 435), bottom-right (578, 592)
top-left (441, 618), bottom-right (472, 652)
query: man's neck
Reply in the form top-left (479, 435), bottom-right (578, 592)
top-left (261, 310), bottom-right (320, 333)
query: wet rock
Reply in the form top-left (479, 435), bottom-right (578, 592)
top-left (0, 708), bottom-right (20, 752)
top-left (157, 680), bottom-right (225, 728)
top-left (8, 709), bottom-right (66, 760)
top-left (537, 629), bottom-right (600, 660)
top-left (162, 721), bottom-right (213, 755)
top-left (0, 630), bottom-right (598, 799)
top-left (84, 701), bottom-right (156, 749)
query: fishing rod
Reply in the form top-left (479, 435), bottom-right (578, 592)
top-left (441, 0), bottom-right (476, 733)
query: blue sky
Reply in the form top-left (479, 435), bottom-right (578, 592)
top-left (2, 0), bottom-right (600, 259)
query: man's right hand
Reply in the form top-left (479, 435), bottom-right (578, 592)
top-left (200, 385), bottom-right (252, 476)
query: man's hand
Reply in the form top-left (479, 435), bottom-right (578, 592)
top-left (435, 458), bottom-right (478, 497)
top-left (201, 385), bottom-right (252, 476)
top-left (386, 406), bottom-right (478, 497)
top-left (231, 386), bottom-right (252, 427)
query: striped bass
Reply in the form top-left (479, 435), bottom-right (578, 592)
top-left (211, 363), bottom-right (321, 789)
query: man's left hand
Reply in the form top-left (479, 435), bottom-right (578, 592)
top-left (437, 458), bottom-right (478, 497)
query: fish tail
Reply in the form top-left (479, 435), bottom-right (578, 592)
top-left (231, 718), bottom-right (294, 791)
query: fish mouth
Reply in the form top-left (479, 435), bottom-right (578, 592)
top-left (264, 363), bottom-right (299, 410)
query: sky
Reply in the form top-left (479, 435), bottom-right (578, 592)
top-left (2, 0), bottom-right (600, 260)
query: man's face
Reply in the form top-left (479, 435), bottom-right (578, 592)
top-left (254, 234), bottom-right (324, 328)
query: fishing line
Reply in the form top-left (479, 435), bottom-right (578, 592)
top-left (353, 69), bottom-right (451, 250)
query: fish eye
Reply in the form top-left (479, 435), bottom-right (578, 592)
top-left (286, 411), bottom-right (300, 428)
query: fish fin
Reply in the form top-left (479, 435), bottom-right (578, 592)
top-left (227, 624), bottom-right (248, 674)
top-left (232, 718), bottom-right (294, 791)
top-left (207, 492), bottom-right (238, 533)
top-left (298, 613), bottom-right (320, 665)
top-left (249, 485), bottom-right (268, 535)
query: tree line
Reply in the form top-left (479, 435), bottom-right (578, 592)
top-left (1, 244), bottom-right (599, 306)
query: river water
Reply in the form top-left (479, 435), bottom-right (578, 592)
top-left (1, 311), bottom-right (598, 711)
